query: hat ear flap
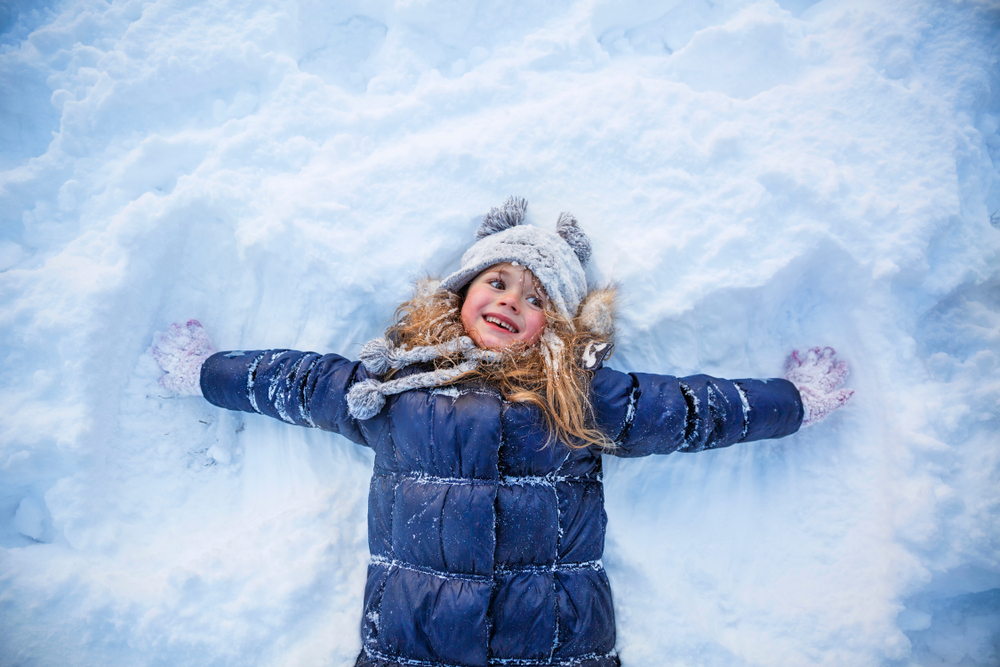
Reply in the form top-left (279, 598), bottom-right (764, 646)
top-left (577, 286), bottom-right (618, 339)
top-left (476, 196), bottom-right (528, 239)
top-left (556, 212), bottom-right (592, 267)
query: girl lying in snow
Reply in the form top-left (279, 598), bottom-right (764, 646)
top-left (151, 197), bottom-right (853, 667)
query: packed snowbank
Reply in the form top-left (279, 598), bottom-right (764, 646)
top-left (1, 0), bottom-right (998, 665)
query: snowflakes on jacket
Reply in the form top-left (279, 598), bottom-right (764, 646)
top-left (200, 350), bottom-right (803, 667)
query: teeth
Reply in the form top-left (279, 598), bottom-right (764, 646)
top-left (485, 316), bottom-right (517, 333)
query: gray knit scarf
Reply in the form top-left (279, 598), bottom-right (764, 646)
top-left (346, 336), bottom-right (505, 420)
top-left (346, 329), bottom-right (611, 421)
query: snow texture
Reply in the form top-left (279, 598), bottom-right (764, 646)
top-left (1, 0), bottom-right (998, 666)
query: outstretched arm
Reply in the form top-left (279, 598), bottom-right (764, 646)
top-left (198, 348), bottom-right (368, 445)
top-left (592, 369), bottom-right (804, 458)
top-left (592, 346), bottom-right (853, 457)
top-left (150, 320), bottom-right (370, 445)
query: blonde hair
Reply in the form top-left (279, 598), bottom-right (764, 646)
top-left (385, 277), bottom-right (617, 450)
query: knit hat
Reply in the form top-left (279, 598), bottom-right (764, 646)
top-left (345, 196), bottom-right (611, 421)
top-left (440, 196), bottom-right (591, 321)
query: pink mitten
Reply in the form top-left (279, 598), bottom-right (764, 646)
top-left (785, 347), bottom-right (854, 426)
top-left (150, 320), bottom-right (216, 396)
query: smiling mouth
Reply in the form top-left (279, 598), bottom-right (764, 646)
top-left (484, 315), bottom-right (519, 334)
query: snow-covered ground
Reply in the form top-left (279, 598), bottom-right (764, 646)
top-left (1, 0), bottom-right (998, 665)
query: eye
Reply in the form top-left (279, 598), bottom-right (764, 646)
top-left (488, 279), bottom-right (505, 290)
top-left (526, 295), bottom-right (544, 309)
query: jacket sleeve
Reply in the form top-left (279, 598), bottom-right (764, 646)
top-left (591, 367), bottom-right (803, 458)
top-left (200, 349), bottom-right (370, 447)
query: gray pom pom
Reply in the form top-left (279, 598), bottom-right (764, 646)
top-left (346, 379), bottom-right (387, 420)
top-left (556, 212), bottom-right (592, 267)
top-left (476, 196), bottom-right (527, 239)
top-left (359, 338), bottom-right (393, 375)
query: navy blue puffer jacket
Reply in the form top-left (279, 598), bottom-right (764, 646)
top-left (201, 350), bottom-right (802, 667)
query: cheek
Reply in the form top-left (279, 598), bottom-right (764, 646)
top-left (460, 296), bottom-right (481, 334)
top-left (524, 312), bottom-right (547, 343)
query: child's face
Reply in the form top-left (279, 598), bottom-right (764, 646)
top-left (461, 264), bottom-right (548, 349)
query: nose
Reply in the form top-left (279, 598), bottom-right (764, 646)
top-left (496, 284), bottom-right (525, 313)
top-left (497, 294), bottom-right (521, 313)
